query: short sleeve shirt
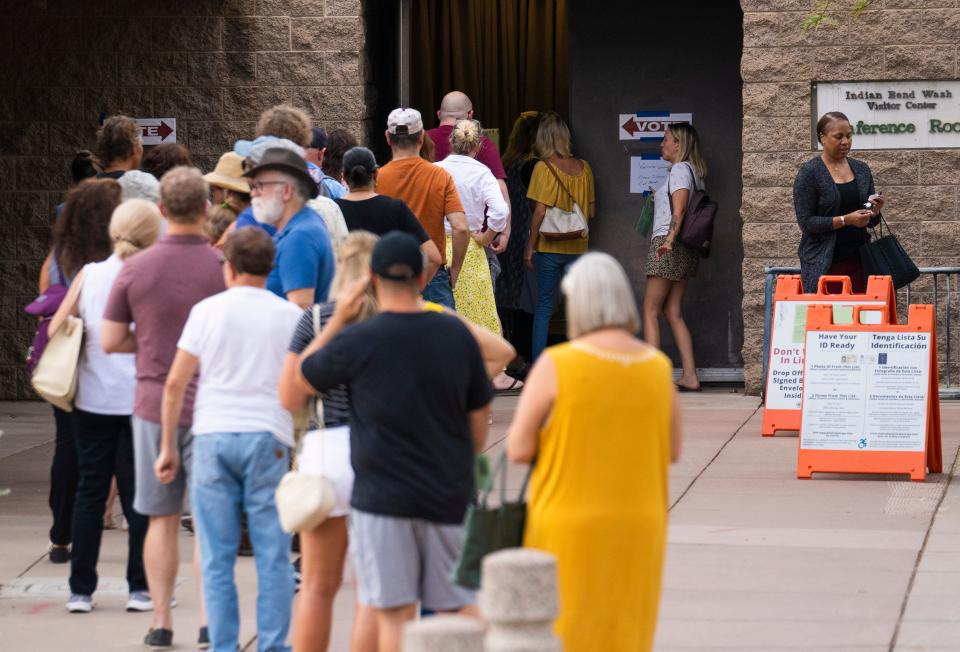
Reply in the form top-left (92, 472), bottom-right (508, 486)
top-left (287, 302), bottom-right (352, 429)
top-left (335, 195), bottom-right (429, 242)
top-left (375, 157), bottom-right (464, 265)
top-left (266, 205), bottom-right (335, 304)
top-left (652, 162), bottom-right (699, 239)
top-left (428, 125), bottom-right (507, 179)
top-left (527, 159), bottom-right (596, 255)
top-left (300, 311), bottom-right (493, 524)
top-left (103, 234), bottom-right (226, 427)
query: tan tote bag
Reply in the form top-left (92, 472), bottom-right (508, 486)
top-left (32, 314), bottom-right (84, 412)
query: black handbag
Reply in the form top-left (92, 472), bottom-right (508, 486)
top-left (451, 452), bottom-right (532, 590)
top-left (859, 215), bottom-right (920, 289)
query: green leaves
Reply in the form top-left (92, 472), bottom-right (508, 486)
top-left (802, 0), bottom-right (875, 33)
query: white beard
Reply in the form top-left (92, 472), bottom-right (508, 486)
top-left (252, 195), bottom-right (284, 225)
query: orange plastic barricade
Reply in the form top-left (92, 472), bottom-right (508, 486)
top-left (762, 275), bottom-right (896, 436)
top-left (797, 304), bottom-right (942, 481)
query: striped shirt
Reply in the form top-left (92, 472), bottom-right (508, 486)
top-left (289, 302), bottom-right (351, 429)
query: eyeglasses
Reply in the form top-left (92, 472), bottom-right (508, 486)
top-left (248, 180), bottom-right (289, 193)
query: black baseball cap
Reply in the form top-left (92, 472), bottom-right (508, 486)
top-left (309, 126), bottom-right (328, 150)
top-left (371, 231), bottom-right (423, 281)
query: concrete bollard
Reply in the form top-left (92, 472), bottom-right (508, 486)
top-left (479, 548), bottom-right (561, 652)
top-left (403, 614), bottom-right (485, 652)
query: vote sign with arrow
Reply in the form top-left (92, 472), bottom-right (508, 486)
top-left (619, 112), bottom-right (692, 141)
top-left (136, 118), bottom-right (177, 145)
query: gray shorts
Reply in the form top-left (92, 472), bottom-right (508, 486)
top-left (349, 509), bottom-right (475, 611)
top-left (132, 416), bottom-right (193, 517)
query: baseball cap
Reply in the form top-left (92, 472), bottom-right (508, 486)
top-left (371, 231), bottom-right (423, 281)
top-left (309, 126), bottom-right (328, 150)
top-left (387, 108), bottom-right (423, 136)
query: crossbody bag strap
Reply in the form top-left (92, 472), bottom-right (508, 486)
top-left (543, 160), bottom-right (579, 208)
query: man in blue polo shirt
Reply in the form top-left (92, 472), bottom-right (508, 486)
top-left (242, 148), bottom-right (334, 308)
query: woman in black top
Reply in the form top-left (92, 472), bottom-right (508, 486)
top-left (334, 147), bottom-right (442, 274)
top-left (793, 112), bottom-right (884, 293)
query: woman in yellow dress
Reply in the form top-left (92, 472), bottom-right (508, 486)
top-left (506, 252), bottom-right (682, 651)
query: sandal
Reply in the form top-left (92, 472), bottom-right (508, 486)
top-left (675, 383), bottom-right (702, 393)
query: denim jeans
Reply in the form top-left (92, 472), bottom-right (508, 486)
top-left (69, 409), bottom-right (147, 596)
top-left (423, 266), bottom-right (456, 310)
top-left (191, 432), bottom-right (293, 652)
top-left (532, 252), bottom-right (580, 360)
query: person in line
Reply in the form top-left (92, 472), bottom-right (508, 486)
top-left (435, 119), bottom-right (509, 337)
top-left (48, 199), bottom-right (162, 614)
top-left (242, 147), bottom-right (335, 309)
top-left (298, 232), bottom-right (494, 652)
top-left (141, 143), bottom-right (193, 181)
top-left (37, 178), bottom-right (122, 564)
top-left (335, 146), bottom-right (441, 273)
top-left (118, 170), bottom-right (161, 205)
top-left (376, 108), bottom-right (469, 309)
top-left (304, 126), bottom-right (347, 199)
top-left (507, 252), bottom-right (681, 652)
top-left (794, 111), bottom-right (884, 294)
top-left (497, 111), bottom-right (542, 368)
top-left (203, 152), bottom-right (251, 249)
top-left (428, 91), bottom-right (512, 288)
top-left (643, 123), bottom-right (707, 391)
top-left (159, 228), bottom-right (301, 652)
top-left (321, 128), bottom-right (359, 190)
top-left (102, 166), bottom-right (225, 650)
top-left (279, 232), bottom-right (380, 652)
top-left (94, 115), bottom-right (143, 181)
top-left (524, 112), bottom-right (596, 360)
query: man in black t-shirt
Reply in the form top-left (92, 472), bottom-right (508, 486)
top-left (299, 231), bottom-right (492, 646)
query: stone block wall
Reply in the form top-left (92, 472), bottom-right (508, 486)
top-left (740, 0), bottom-right (960, 394)
top-left (0, 0), bottom-right (372, 399)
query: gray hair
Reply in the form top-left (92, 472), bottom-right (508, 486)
top-left (561, 252), bottom-right (641, 339)
top-left (118, 170), bottom-right (160, 203)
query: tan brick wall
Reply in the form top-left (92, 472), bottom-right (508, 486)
top-left (740, 1), bottom-right (960, 394)
top-left (0, 0), bottom-right (372, 399)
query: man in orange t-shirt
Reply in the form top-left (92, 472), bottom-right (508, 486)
top-left (376, 107), bottom-right (468, 310)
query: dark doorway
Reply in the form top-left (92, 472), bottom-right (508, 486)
top-left (568, 1), bottom-right (744, 374)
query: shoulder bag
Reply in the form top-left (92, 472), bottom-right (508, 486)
top-left (668, 162), bottom-right (718, 257)
top-left (30, 273), bottom-right (87, 412)
top-left (859, 214), bottom-right (920, 289)
top-left (539, 161), bottom-right (589, 241)
top-left (452, 452), bottom-right (532, 590)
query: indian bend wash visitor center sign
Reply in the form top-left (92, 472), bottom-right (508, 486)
top-left (814, 80), bottom-right (960, 150)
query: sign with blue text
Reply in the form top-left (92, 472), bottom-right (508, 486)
top-left (813, 80), bottom-right (960, 149)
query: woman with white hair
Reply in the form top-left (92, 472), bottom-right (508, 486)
top-left (48, 199), bottom-right (163, 614)
top-left (506, 252), bottom-right (681, 652)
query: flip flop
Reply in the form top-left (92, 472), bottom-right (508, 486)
top-left (494, 377), bottom-right (524, 394)
top-left (675, 383), bottom-right (702, 393)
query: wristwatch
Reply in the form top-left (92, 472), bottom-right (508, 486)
top-left (839, 215), bottom-right (846, 227)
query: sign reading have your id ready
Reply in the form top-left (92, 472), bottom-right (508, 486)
top-left (814, 80), bottom-right (960, 149)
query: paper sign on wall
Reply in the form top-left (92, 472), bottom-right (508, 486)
top-left (136, 118), bottom-right (177, 145)
top-left (619, 112), bottom-right (692, 141)
top-left (629, 155), bottom-right (669, 194)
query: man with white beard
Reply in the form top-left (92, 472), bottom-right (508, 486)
top-left (243, 148), bottom-right (335, 309)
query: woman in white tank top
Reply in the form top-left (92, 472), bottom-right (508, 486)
top-left (47, 198), bottom-right (164, 612)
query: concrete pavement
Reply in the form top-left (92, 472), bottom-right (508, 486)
top-left (2, 392), bottom-right (959, 651)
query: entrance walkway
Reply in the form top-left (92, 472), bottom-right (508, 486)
top-left (1, 393), bottom-right (958, 651)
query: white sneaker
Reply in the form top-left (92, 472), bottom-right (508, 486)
top-left (126, 591), bottom-right (177, 612)
top-left (66, 594), bottom-right (93, 613)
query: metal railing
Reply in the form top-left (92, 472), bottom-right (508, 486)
top-left (762, 267), bottom-right (960, 398)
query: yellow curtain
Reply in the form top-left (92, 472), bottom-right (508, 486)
top-left (410, 0), bottom-right (568, 139)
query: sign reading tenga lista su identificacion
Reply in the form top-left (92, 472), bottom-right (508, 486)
top-left (814, 80), bottom-right (960, 149)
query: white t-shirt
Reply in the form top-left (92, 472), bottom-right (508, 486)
top-left (436, 154), bottom-right (509, 233)
top-left (177, 286), bottom-right (303, 447)
top-left (76, 254), bottom-right (136, 415)
top-left (652, 162), bottom-right (701, 238)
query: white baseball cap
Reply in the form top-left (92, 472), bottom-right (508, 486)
top-left (387, 108), bottom-right (423, 135)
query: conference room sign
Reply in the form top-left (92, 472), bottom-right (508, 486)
top-left (813, 80), bottom-right (960, 149)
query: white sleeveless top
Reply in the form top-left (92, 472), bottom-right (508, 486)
top-left (76, 254), bottom-right (136, 415)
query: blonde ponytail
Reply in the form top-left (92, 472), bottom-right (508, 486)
top-left (450, 119), bottom-right (483, 156)
top-left (110, 199), bottom-right (163, 260)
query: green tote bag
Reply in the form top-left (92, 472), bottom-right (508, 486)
top-left (452, 452), bottom-right (532, 590)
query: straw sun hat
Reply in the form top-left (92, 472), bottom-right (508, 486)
top-left (204, 152), bottom-right (250, 194)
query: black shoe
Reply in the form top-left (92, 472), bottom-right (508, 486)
top-left (180, 513), bottom-right (194, 534)
top-left (293, 556), bottom-right (302, 592)
top-left (49, 545), bottom-right (70, 564)
top-left (143, 627), bottom-right (173, 649)
top-left (197, 626), bottom-right (210, 650)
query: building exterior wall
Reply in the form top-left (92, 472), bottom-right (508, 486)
top-left (0, 0), bottom-right (372, 399)
top-left (740, 0), bottom-right (960, 394)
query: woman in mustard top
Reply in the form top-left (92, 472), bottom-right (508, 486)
top-left (523, 112), bottom-right (596, 360)
top-left (507, 252), bottom-right (682, 652)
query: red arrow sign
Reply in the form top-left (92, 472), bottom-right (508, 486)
top-left (622, 117), bottom-right (640, 136)
top-left (157, 120), bottom-right (173, 141)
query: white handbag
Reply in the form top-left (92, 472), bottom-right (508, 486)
top-left (31, 314), bottom-right (83, 412)
top-left (538, 161), bottom-right (589, 241)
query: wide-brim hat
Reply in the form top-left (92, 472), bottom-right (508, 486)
top-left (242, 147), bottom-right (318, 199)
top-left (204, 152), bottom-right (250, 194)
